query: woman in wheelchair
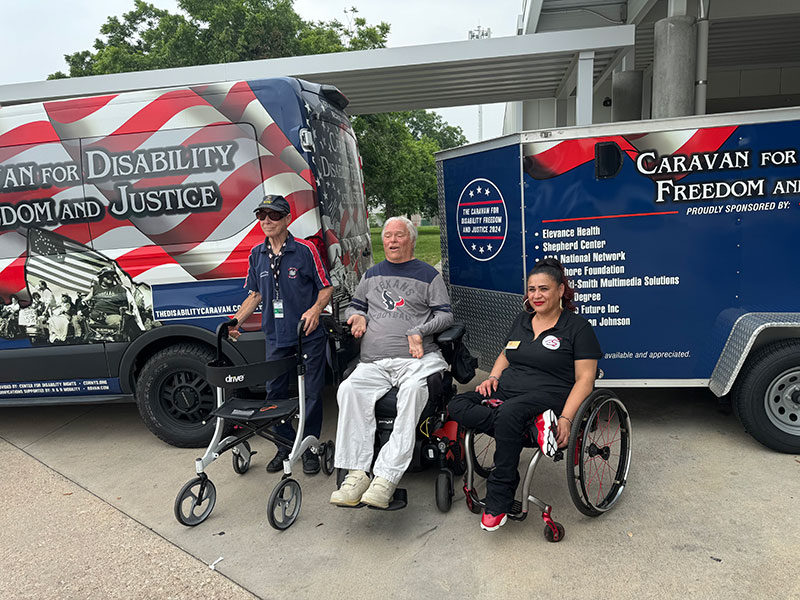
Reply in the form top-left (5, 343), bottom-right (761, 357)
top-left (448, 258), bottom-right (601, 531)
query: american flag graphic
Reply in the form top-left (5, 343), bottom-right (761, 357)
top-left (523, 125), bottom-right (737, 179)
top-left (26, 228), bottom-right (112, 295)
top-left (0, 79), bottom-right (368, 308)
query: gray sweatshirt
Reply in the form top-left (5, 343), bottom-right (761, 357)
top-left (345, 259), bottom-right (454, 362)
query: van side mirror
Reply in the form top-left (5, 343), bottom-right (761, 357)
top-left (595, 141), bottom-right (623, 179)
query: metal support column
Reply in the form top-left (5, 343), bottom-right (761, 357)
top-left (576, 50), bottom-right (595, 126)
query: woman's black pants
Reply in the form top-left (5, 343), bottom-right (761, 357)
top-left (448, 388), bottom-right (561, 515)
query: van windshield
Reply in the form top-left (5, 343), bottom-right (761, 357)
top-left (308, 107), bottom-right (371, 302)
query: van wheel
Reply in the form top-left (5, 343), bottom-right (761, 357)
top-left (136, 344), bottom-right (217, 448)
top-left (733, 340), bottom-right (800, 453)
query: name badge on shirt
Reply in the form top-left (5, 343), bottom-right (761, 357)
top-left (273, 299), bottom-right (284, 319)
top-left (505, 341), bottom-right (520, 350)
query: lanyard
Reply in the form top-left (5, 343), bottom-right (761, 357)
top-left (267, 241), bottom-right (287, 300)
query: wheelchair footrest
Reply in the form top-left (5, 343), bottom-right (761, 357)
top-left (366, 488), bottom-right (407, 511)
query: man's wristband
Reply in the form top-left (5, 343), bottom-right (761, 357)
top-left (558, 415), bottom-right (573, 424)
top-left (488, 375), bottom-right (499, 381)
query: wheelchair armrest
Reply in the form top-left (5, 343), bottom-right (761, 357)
top-left (435, 322), bottom-right (465, 345)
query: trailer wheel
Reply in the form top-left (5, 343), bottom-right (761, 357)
top-left (733, 339), bottom-right (800, 453)
top-left (136, 343), bottom-right (218, 448)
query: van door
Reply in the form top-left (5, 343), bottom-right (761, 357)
top-left (0, 134), bottom-right (111, 401)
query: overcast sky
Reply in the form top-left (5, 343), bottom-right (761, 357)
top-left (0, 0), bottom-right (526, 143)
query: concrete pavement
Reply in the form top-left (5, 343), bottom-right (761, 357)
top-left (1, 383), bottom-right (799, 599)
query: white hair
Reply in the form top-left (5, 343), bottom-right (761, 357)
top-left (382, 216), bottom-right (417, 247)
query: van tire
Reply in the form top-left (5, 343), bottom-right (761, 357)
top-left (733, 339), bottom-right (800, 453)
top-left (136, 343), bottom-right (218, 448)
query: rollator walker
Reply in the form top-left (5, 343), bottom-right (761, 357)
top-left (460, 389), bottom-right (632, 541)
top-left (174, 318), bottom-right (334, 530)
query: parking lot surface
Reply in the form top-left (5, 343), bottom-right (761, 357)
top-left (1, 383), bottom-right (798, 600)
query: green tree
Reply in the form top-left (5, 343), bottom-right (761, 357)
top-left (47, 1), bottom-right (463, 218)
top-left (49, 0), bottom-right (389, 78)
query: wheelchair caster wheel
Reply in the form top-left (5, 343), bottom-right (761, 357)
top-left (174, 476), bottom-right (216, 526)
top-left (435, 470), bottom-right (453, 513)
top-left (322, 440), bottom-right (335, 476)
top-left (543, 522), bottom-right (565, 542)
top-left (267, 478), bottom-right (302, 530)
top-left (232, 440), bottom-right (252, 474)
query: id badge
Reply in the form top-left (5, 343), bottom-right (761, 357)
top-left (273, 299), bottom-right (285, 319)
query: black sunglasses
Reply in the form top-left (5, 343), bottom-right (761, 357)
top-left (256, 210), bottom-right (286, 222)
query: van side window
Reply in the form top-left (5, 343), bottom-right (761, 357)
top-left (595, 141), bottom-right (623, 179)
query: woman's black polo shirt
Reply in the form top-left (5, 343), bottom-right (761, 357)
top-left (498, 309), bottom-right (602, 401)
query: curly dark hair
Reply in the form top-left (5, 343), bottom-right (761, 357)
top-left (527, 257), bottom-right (576, 312)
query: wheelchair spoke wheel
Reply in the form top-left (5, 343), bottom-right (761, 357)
top-left (322, 441), bottom-right (336, 476)
top-left (566, 390), bottom-right (632, 516)
top-left (469, 432), bottom-right (495, 479)
top-left (174, 476), bottom-right (216, 526)
top-left (267, 478), bottom-right (302, 530)
top-left (232, 440), bottom-right (251, 474)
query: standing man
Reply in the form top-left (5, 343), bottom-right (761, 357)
top-left (230, 195), bottom-right (333, 474)
top-left (330, 217), bottom-right (454, 508)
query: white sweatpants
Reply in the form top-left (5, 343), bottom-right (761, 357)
top-left (334, 352), bottom-right (448, 484)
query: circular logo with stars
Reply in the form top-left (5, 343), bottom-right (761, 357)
top-left (455, 178), bottom-right (508, 262)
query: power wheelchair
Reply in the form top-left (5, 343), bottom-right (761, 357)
top-left (332, 322), bottom-right (474, 511)
top-left (461, 389), bottom-right (632, 541)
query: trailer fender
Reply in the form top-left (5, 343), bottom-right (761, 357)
top-left (709, 312), bottom-right (800, 397)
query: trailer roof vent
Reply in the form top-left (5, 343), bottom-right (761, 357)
top-left (320, 85), bottom-right (349, 110)
top-left (595, 141), bottom-right (623, 179)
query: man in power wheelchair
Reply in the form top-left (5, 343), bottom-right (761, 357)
top-left (330, 217), bottom-right (455, 509)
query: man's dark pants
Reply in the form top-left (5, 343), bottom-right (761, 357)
top-left (265, 333), bottom-right (327, 446)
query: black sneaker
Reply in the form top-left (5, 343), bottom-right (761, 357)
top-left (266, 447), bottom-right (289, 473)
top-left (302, 448), bottom-right (321, 475)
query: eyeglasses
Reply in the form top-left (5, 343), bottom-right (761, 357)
top-left (256, 210), bottom-right (286, 222)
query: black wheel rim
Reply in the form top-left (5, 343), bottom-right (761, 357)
top-left (577, 397), bottom-right (630, 513)
top-left (268, 479), bottom-right (302, 530)
top-left (158, 368), bottom-right (215, 429)
top-left (174, 477), bottom-right (216, 526)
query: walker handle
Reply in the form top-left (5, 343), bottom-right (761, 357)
top-left (216, 318), bottom-right (238, 360)
top-left (296, 318), bottom-right (306, 358)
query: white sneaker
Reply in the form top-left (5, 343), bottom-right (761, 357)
top-left (330, 470), bottom-right (370, 506)
top-left (360, 476), bottom-right (397, 509)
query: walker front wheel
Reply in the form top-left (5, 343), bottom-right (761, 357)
top-left (174, 476), bottom-right (216, 526)
top-left (267, 478), bottom-right (302, 530)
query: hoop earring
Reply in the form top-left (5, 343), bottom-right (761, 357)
top-left (559, 298), bottom-right (564, 310)
top-left (523, 297), bottom-right (534, 314)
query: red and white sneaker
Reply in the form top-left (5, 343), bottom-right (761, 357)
top-left (480, 511), bottom-right (508, 531)
top-left (534, 409), bottom-right (558, 458)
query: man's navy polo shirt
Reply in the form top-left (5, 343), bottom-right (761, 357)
top-left (244, 233), bottom-right (331, 348)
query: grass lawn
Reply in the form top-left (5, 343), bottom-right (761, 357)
top-left (370, 226), bottom-right (442, 266)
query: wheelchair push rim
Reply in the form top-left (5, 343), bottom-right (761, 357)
top-left (468, 432), bottom-right (496, 479)
top-left (566, 390), bottom-right (632, 516)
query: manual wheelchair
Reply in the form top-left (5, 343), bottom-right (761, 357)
top-left (460, 389), bottom-right (631, 541)
top-left (173, 318), bottom-right (335, 531)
